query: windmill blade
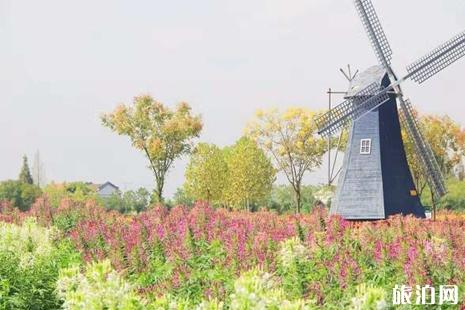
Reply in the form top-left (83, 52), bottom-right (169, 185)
top-left (399, 99), bottom-right (447, 199)
top-left (316, 82), bottom-right (389, 136)
top-left (406, 31), bottom-right (465, 84)
top-left (354, 0), bottom-right (393, 69)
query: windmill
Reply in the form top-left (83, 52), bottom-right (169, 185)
top-left (315, 0), bottom-right (465, 220)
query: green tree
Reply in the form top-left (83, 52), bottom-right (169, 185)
top-left (246, 108), bottom-right (326, 213)
top-left (172, 187), bottom-right (194, 206)
top-left (18, 155), bottom-right (33, 185)
top-left (101, 96), bottom-right (202, 202)
top-left (0, 180), bottom-right (42, 211)
top-left (268, 185), bottom-right (317, 214)
top-left (43, 182), bottom-right (99, 208)
top-left (184, 143), bottom-right (228, 204)
top-left (224, 137), bottom-right (275, 210)
top-left (104, 188), bottom-right (150, 214)
top-left (124, 188), bottom-right (150, 213)
top-left (103, 192), bottom-right (125, 212)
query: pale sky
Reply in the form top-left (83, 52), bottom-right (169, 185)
top-left (1, 0), bottom-right (464, 197)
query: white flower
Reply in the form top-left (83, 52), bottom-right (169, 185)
top-left (279, 238), bottom-right (309, 269)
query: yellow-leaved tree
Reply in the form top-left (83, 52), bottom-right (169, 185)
top-left (246, 108), bottom-right (326, 213)
top-left (101, 95), bottom-right (202, 202)
top-left (402, 111), bottom-right (465, 198)
top-left (184, 143), bottom-right (228, 205)
top-left (224, 137), bottom-right (275, 210)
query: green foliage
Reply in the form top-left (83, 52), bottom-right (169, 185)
top-left (224, 137), bottom-right (275, 210)
top-left (431, 178), bottom-right (465, 211)
top-left (349, 284), bottom-right (388, 310)
top-left (134, 239), bottom-right (173, 293)
top-left (0, 219), bottom-right (81, 309)
top-left (126, 188), bottom-right (150, 213)
top-left (57, 260), bottom-right (146, 310)
top-left (147, 267), bottom-right (315, 309)
top-left (136, 234), bottom-right (234, 306)
top-left (43, 182), bottom-right (99, 208)
top-left (103, 188), bottom-right (150, 214)
top-left (185, 143), bottom-right (228, 205)
top-left (18, 155), bottom-right (33, 185)
top-left (172, 187), bottom-right (194, 206)
top-left (176, 236), bottom-right (234, 304)
top-left (269, 185), bottom-right (317, 213)
top-left (229, 268), bottom-right (314, 309)
top-left (101, 96), bottom-right (203, 202)
top-left (0, 180), bottom-right (42, 211)
top-left (277, 238), bottom-right (311, 299)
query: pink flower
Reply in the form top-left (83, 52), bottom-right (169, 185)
top-left (374, 240), bottom-right (383, 262)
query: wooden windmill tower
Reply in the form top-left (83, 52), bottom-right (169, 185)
top-left (315, 0), bottom-right (465, 220)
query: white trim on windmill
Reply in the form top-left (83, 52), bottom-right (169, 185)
top-left (360, 139), bottom-right (372, 155)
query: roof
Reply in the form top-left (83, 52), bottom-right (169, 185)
top-left (346, 65), bottom-right (387, 98)
top-left (97, 181), bottom-right (119, 191)
top-left (85, 181), bottom-right (119, 191)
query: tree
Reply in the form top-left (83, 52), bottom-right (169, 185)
top-left (402, 112), bottom-right (465, 197)
top-left (224, 137), bottom-right (275, 210)
top-left (18, 155), bottom-right (33, 185)
top-left (246, 108), bottom-right (326, 213)
top-left (32, 150), bottom-right (47, 188)
top-left (125, 188), bottom-right (150, 213)
top-left (101, 96), bottom-right (202, 202)
top-left (0, 180), bottom-right (42, 211)
top-left (172, 187), bottom-right (194, 206)
top-left (184, 143), bottom-right (228, 204)
top-left (103, 188), bottom-right (150, 213)
top-left (103, 192), bottom-right (125, 212)
top-left (268, 185), bottom-right (317, 214)
top-left (43, 182), bottom-right (99, 207)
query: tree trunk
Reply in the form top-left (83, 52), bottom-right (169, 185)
top-left (295, 187), bottom-right (302, 214)
top-left (431, 187), bottom-right (436, 222)
top-left (155, 179), bottom-right (164, 203)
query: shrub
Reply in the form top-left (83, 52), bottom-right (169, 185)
top-left (43, 182), bottom-right (100, 208)
top-left (103, 188), bottom-right (150, 214)
top-left (229, 268), bottom-right (314, 309)
top-left (268, 185), bottom-right (317, 213)
top-left (56, 260), bottom-right (145, 310)
top-left (350, 284), bottom-right (387, 310)
top-left (0, 219), bottom-right (81, 309)
top-left (172, 187), bottom-right (195, 207)
top-left (277, 238), bottom-right (310, 299)
top-left (0, 180), bottom-right (42, 211)
top-left (438, 178), bottom-right (465, 211)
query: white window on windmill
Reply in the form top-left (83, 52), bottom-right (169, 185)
top-left (360, 139), bottom-right (372, 155)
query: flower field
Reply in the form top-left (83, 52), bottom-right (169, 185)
top-left (0, 198), bottom-right (464, 309)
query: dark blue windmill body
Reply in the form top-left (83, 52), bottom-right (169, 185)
top-left (315, 0), bottom-right (465, 220)
top-left (332, 66), bottom-right (423, 219)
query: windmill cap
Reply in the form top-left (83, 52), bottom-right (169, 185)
top-left (346, 65), bottom-right (387, 98)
